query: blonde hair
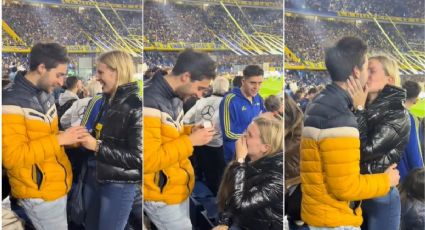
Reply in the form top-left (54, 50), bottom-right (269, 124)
top-left (97, 50), bottom-right (135, 95)
top-left (369, 55), bottom-right (400, 86)
top-left (86, 78), bottom-right (102, 97)
top-left (253, 116), bottom-right (283, 156)
top-left (212, 76), bottom-right (229, 95)
top-left (217, 116), bottom-right (283, 210)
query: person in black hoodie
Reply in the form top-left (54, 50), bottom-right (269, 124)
top-left (399, 168), bottom-right (425, 230)
top-left (348, 55), bottom-right (410, 230)
top-left (214, 116), bottom-right (283, 230)
top-left (79, 50), bottom-right (142, 230)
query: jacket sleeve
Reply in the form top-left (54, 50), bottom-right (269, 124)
top-left (143, 108), bottom-right (194, 174)
top-left (404, 115), bottom-right (424, 170)
top-left (360, 119), bottom-right (411, 173)
top-left (229, 164), bottom-right (283, 215)
top-left (2, 105), bottom-right (62, 169)
top-left (320, 133), bottom-right (390, 201)
top-left (97, 107), bottom-right (142, 170)
top-left (220, 94), bottom-right (244, 141)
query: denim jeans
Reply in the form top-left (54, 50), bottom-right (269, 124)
top-left (18, 195), bottom-right (67, 230)
top-left (309, 227), bottom-right (360, 230)
top-left (84, 163), bottom-right (140, 230)
top-left (144, 198), bottom-right (192, 230)
top-left (361, 187), bottom-right (401, 230)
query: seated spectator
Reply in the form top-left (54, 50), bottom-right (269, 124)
top-left (215, 116), bottom-right (283, 230)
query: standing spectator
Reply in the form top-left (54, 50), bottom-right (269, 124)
top-left (79, 50), bottom-right (143, 230)
top-left (2, 43), bottom-right (87, 230)
top-left (232, 75), bottom-right (243, 89)
top-left (183, 76), bottom-right (230, 195)
top-left (57, 76), bottom-right (83, 127)
top-left (299, 87), bottom-right (318, 112)
top-left (219, 65), bottom-right (266, 164)
top-left (261, 94), bottom-right (283, 120)
top-left (60, 78), bottom-right (102, 129)
top-left (300, 37), bottom-right (399, 230)
top-left (398, 80), bottom-right (424, 182)
top-left (143, 49), bottom-right (216, 229)
top-left (352, 55), bottom-right (410, 230)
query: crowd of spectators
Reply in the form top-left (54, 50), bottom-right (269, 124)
top-left (2, 3), bottom-right (142, 47)
top-left (143, 1), bottom-right (282, 44)
top-left (79, 0), bottom-right (142, 4)
top-left (143, 51), bottom-right (282, 74)
top-left (286, 0), bottom-right (424, 18)
top-left (285, 15), bottom-right (425, 63)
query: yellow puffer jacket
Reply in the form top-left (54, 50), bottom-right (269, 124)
top-left (2, 105), bottom-right (72, 201)
top-left (143, 107), bottom-right (194, 204)
top-left (300, 84), bottom-right (390, 227)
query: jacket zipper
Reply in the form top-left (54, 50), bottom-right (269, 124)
top-left (55, 156), bottom-right (68, 192)
top-left (181, 166), bottom-right (191, 193)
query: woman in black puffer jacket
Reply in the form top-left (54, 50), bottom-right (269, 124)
top-left (351, 55), bottom-right (410, 230)
top-left (213, 117), bottom-right (283, 230)
top-left (80, 50), bottom-right (142, 230)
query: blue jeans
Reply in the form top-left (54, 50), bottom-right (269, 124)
top-left (361, 187), bottom-right (401, 230)
top-left (144, 198), bottom-right (192, 230)
top-left (84, 164), bottom-right (140, 230)
top-left (18, 195), bottom-right (67, 230)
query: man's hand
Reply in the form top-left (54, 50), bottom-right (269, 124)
top-left (384, 164), bottom-right (400, 187)
top-left (57, 126), bottom-right (88, 146)
top-left (189, 127), bottom-right (215, 146)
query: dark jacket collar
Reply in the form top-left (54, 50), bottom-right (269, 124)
top-left (110, 81), bottom-right (139, 103)
top-left (249, 152), bottom-right (283, 172)
top-left (368, 84), bottom-right (406, 108)
top-left (328, 83), bottom-right (353, 109)
top-left (15, 72), bottom-right (42, 94)
top-left (149, 72), bottom-right (177, 100)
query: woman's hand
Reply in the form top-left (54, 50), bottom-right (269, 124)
top-left (347, 75), bottom-right (368, 109)
top-left (79, 133), bottom-right (97, 151)
top-left (235, 135), bottom-right (248, 161)
top-left (211, 225), bottom-right (229, 230)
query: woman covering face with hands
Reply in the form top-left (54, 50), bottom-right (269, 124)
top-left (214, 116), bottom-right (283, 230)
top-left (79, 50), bottom-right (142, 230)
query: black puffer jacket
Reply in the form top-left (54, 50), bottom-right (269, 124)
top-left (96, 81), bottom-right (142, 183)
top-left (357, 85), bottom-right (410, 174)
top-left (218, 153), bottom-right (283, 230)
top-left (401, 197), bottom-right (425, 230)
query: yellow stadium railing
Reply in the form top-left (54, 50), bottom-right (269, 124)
top-left (167, 0), bottom-right (282, 9)
top-left (338, 11), bottom-right (425, 24)
top-left (2, 20), bottom-right (26, 45)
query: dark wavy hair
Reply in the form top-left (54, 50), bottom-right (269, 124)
top-left (399, 168), bottom-right (425, 201)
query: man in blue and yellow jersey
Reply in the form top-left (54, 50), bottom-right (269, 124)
top-left (219, 65), bottom-right (266, 163)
